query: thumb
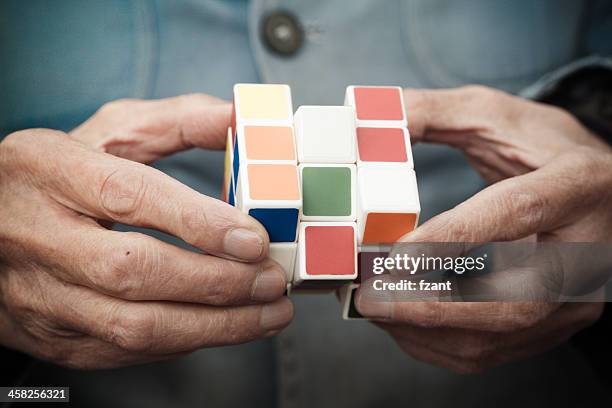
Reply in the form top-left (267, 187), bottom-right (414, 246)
top-left (399, 152), bottom-right (592, 244)
top-left (71, 93), bottom-right (231, 163)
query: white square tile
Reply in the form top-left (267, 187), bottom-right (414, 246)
top-left (294, 106), bottom-right (357, 164)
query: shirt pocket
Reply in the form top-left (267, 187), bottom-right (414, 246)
top-left (400, 0), bottom-right (584, 92)
top-left (0, 0), bottom-right (157, 134)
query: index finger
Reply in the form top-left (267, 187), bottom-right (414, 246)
top-left (396, 149), bottom-right (607, 245)
top-left (32, 133), bottom-right (268, 262)
top-left (71, 94), bottom-right (232, 163)
top-left (403, 86), bottom-right (516, 143)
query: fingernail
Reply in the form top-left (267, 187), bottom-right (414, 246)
top-left (251, 261), bottom-right (286, 302)
top-left (260, 298), bottom-right (293, 331)
top-left (224, 228), bottom-right (264, 260)
top-left (355, 291), bottom-right (393, 319)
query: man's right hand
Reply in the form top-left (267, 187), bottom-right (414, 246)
top-left (0, 95), bottom-right (292, 369)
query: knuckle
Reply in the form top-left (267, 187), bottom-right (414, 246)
top-left (99, 167), bottom-right (147, 222)
top-left (502, 302), bottom-right (547, 331)
top-left (97, 99), bottom-right (138, 116)
top-left (205, 261), bottom-right (257, 305)
top-left (93, 233), bottom-right (156, 299)
top-left (504, 187), bottom-right (547, 234)
top-left (1, 130), bottom-right (29, 152)
top-left (219, 310), bottom-right (244, 344)
top-left (201, 263), bottom-right (239, 305)
top-left (180, 205), bottom-right (211, 248)
top-left (449, 219), bottom-right (477, 242)
top-left (461, 84), bottom-right (492, 96)
top-left (436, 211), bottom-right (478, 242)
top-left (2, 129), bottom-right (61, 148)
top-left (412, 303), bottom-right (444, 328)
top-left (217, 308), bottom-right (259, 345)
top-left (0, 129), bottom-right (67, 163)
top-left (459, 85), bottom-right (499, 102)
top-left (108, 310), bottom-right (157, 353)
top-left (458, 85), bottom-right (510, 117)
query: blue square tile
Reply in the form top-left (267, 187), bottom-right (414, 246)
top-left (248, 208), bottom-right (298, 242)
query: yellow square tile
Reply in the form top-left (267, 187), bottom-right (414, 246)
top-left (236, 84), bottom-right (291, 120)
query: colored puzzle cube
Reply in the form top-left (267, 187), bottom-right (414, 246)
top-left (344, 86), bottom-right (407, 127)
top-left (294, 106), bottom-right (356, 163)
top-left (236, 163), bottom-right (301, 242)
top-left (299, 164), bottom-right (356, 221)
top-left (225, 83), bottom-right (420, 315)
top-left (356, 127), bottom-right (413, 167)
top-left (294, 222), bottom-right (357, 285)
top-left (357, 165), bottom-right (420, 244)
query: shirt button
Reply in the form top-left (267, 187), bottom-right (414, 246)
top-left (261, 11), bottom-right (304, 56)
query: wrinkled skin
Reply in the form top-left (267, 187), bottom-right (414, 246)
top-left (0, 94), bottom-right (293, 369)
top-left (357, 86), bottom-right (612, 374)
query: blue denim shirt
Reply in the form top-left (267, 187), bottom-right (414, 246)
top-left (1, 1), bottom-right (611, 407)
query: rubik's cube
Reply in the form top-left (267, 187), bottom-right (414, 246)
top-left (223, 84), bottom-right (420, 318)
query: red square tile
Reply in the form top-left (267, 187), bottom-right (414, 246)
top-left (357, 127), bottom-right (408, 162)
top-left (354, 87), bottom-right (404, 121)
top-left (305, 226), bottom-right (355, 276)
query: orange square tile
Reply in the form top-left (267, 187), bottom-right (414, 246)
top-left (362, 213), bottom-right (417, 244)
top-left (248, 164), bottom-right (300, 201)
top-left (244, 126), bottom-right (295, 160)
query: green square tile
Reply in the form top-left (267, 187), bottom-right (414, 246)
top-left (302, 167), bottom-right (351, 216)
